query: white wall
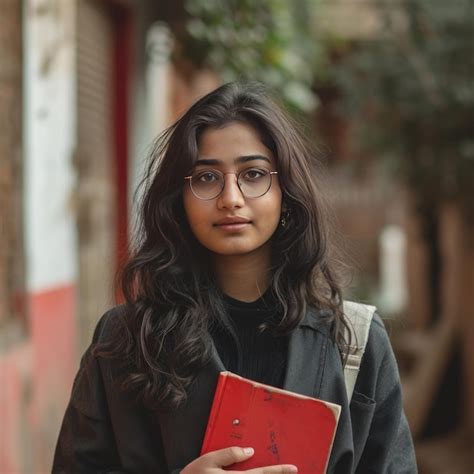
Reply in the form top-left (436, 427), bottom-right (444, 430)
top-left (23, 0), bottom-right (78, 292)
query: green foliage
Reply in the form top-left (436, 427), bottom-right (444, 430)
top-left (331, 0), bottom-right (474, 212)
top-left (181, 0), bottom-right (324, 113)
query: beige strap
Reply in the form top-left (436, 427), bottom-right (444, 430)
top-left (342, 301), bottom-right (376, 402)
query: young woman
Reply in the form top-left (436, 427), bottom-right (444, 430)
top-left (53, 82), bottom-right (417, 473)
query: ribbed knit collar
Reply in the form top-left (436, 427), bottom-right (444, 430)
top-left (222, 287), bottom-right (276, 311)
top-left (222, 288), bottom-right (279, 327)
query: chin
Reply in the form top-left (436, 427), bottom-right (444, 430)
top-left (195, 228), bottom-right (277, 258)
top-left (211, 245), bottom-right (257, 256)
top-left (208, 238), bottom-right (273, 257)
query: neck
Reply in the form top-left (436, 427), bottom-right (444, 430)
top-left (213, 246), bottom-right (272, 303)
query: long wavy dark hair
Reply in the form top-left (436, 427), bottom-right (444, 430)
top-left (96, 81), bottom-right (349, 412)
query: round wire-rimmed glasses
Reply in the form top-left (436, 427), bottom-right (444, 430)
top-left (184, 167), bottom-right (279, 200)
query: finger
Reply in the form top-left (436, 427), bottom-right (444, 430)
top-left (204, 446), bottom-right (255, 467)
top-left (244, 466), bottom-right (298, 474)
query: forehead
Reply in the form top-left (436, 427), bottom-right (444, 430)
top-left (197, 122), bottom-right (275, 166)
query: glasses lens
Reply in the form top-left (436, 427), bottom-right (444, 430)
top-left (238, 168), bottom-right (271, 198)
top-left (190, 170), bottom-right (223, 199)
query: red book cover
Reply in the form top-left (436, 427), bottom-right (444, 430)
top-left (201, 371), bottom-right (341, 473)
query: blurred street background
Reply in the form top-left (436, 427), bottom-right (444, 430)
top-left (0, 0), bottom-right (473, 472)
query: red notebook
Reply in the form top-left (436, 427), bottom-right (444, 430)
top-left (201, 371), bottom-right (341, 473)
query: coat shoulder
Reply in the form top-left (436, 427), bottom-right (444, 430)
top-left (367, 311), bottom-right (395, 358)
top-left (356, 310), bottom-right (402, 401)
top-left (92, 304), bottom-right (130, 344)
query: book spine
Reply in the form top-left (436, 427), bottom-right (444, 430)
top-left (200, 372), bottom-right (228, 454)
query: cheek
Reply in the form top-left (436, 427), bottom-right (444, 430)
top-left (183, 191), bottom-right (209, 235)
top-left (253, 190), bottom-right (282, 231)
top-left (265, 188), bottom-right (283, 219)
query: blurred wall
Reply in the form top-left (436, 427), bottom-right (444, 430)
top-left (1, 0), bottom-right (169, 471)
top-left (1, 1), bottom-right (78, 471)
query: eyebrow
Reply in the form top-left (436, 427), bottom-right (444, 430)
top-left (195, 154), bottom-right (272, 166)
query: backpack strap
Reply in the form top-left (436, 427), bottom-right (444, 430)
top-left (342, 300), bottom-right (377, 402)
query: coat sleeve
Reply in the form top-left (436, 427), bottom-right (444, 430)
top-left (353, 315), bottom-right (417, 474)
top-left (52, 316), bottom-right (125, 473)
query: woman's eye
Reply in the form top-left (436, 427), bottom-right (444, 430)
top-left (197, 172), bottom-right (218, 183)
top-left (243, 169), bottom-right (266, 180)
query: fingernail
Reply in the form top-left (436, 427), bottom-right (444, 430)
top-left (243, 447), bottom-right (254, 455)
top-left (288, 467), bottom-right (298, 473)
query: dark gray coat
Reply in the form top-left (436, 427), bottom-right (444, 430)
top-left (53, 306), bottom-right (417, 473)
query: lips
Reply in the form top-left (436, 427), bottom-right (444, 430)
top-left (214, 216), bottom-right (251, 226)
top-left (214, 216), bottom-right (251, 231)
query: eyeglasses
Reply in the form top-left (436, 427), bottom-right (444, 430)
top-left (184, 167), bottom-right (278, 200)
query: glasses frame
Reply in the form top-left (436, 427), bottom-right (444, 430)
top-left (184, 167), bottom-right (279, 201)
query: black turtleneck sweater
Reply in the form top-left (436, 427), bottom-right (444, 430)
top-left (211, 291), bottom-right (288, 388)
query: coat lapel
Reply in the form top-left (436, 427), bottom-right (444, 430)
top-left (283, 307), bottom-right (329, 397)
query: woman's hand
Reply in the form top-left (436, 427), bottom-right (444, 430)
top-left (181, 447), bottom-right (298, 473)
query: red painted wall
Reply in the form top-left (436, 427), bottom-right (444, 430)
top-left (0, 285), bottom-right (76, 473)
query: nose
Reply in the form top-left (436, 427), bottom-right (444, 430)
top-left (217, 173), bottom-right (245, 209)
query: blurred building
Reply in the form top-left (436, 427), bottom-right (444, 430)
top-left (0, 1), bottom-right (218, 472)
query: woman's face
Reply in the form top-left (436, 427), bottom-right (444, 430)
top-left (183, 121), bottom-right (282, 258)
